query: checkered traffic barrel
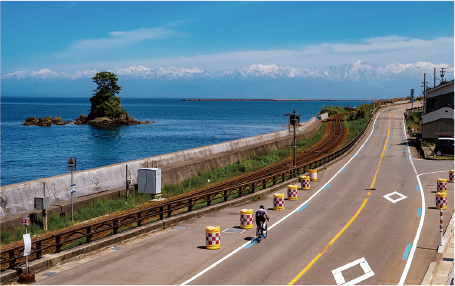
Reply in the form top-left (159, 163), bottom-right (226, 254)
top-left (273, 193), bottom-right (285, 210)
top-left (449, 170), bottom-right (454, 183)
top-left (287, 185), bottom-right (298, 201)
top-left (435, 192), bottom-right (447, 210)
top-left (301, 176), bottom-right (310, 190)
top-left (205, 226), bottom-right (220, 250)
top-left (240, 209), bottom-right (253, 229)
top-left (437, 178), bottom-right (447, 193)
top-left (309, 169), bottom-right (318, 182)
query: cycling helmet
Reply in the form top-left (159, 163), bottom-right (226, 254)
top-left (260, 204), bottom-right (265, 209)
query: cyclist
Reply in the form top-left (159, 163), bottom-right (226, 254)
top-left (255, 204), bottom-right (270, 231)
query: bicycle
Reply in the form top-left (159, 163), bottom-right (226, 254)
top-left (256, 221), bottom-right (267, 242)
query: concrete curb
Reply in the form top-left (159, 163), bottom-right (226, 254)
top-left (421, 211), bottom-right (455, 285)
top-left (0, 115), bottom-right (370, 284)
top-left (438, 212), bottom-right (454, 254)
top-left (421, 262), bottom-right (437, 285)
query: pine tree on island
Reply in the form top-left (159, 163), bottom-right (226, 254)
top-left (76, 71), bottom-right (149, 125)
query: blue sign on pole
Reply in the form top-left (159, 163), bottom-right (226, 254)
top-left (70, 184), bottom-right (76, 194)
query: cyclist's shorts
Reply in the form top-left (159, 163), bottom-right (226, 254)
top-left (256, 215), bottom-right (266, 226)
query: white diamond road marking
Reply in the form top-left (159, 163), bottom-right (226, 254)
top-left (383, 191), bottom-right (407, 203)
top-left (332, 257), bottom-right (375, 286)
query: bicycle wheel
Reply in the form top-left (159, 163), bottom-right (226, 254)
top-left (256, 225), bottom-right (263, 242)
top-left (263, 225), bottom-right (267, 238)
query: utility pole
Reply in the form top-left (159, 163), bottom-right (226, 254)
top-left (422, 73), bottom-right (428, 114)
top-left (410, 89), bottom-right (414, 111)
top-left (434, 68), bottom-right (437, 88)
top-left (440, 67), bottom-right (446, 83)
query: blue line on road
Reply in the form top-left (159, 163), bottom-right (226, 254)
top-left (297, 204), bottom-right (309, 213)
top-left (416, 185), bottom-right (420, 192)
top-left (323, 184), bottom-right (330, 190)
top-left (354, 155), bottom-right (357, 158)
top-left (407, 156), bottom-right (409, 159)
top-left (402, 244), bottom-right (412, 260)
top-left (417, 208), bottom-right (421, 218)
top-left (342, 167), bottom-right (347, 171)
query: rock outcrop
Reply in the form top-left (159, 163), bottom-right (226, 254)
top-left (24, 115), bottom-right (149, 126)
top-left (22, 117), bottom-right (73, 126)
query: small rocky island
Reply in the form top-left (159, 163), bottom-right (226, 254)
top-left (23, 71), bottom-right (150, 126)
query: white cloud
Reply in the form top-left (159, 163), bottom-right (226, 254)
top-left (13, 35), bottom-right (455, 73)
top-left (135, 36), bottom-right (454, 70)
top-left (303, 36), bottom-right (453, 55)
top-left (52, 27), bottom-right (185, 59)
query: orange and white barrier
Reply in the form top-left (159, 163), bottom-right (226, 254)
top-left (205, 226), bottom-right (220, 249)
top-left (449, 170), bottom-right (454, 183)
top-left (273, 193), bottom-right (285, 210)
top-left (287, 185), bottom-right (298, 201)
top-left (309, 169), bottom-right (317, 182)
top-left (437, 178), bottom-right (447, 193)
top-left (240, 209), bottom-right (253, 229)
top-left (301, 176), bottom-right (310, 190)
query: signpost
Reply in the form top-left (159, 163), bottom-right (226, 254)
top-left (22, 217), bottom-right (30, 275)
top-left (68, 157), bottom-right (76, 221)
top-left (17, 216), bottom-right (35, 284)
top-left (410, 89), bottom-right (414, 111)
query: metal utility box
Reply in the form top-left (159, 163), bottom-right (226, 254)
top-left (34, 197), bottom-right (51, 210)
top-left (138, 168), bottom-right (161, 194)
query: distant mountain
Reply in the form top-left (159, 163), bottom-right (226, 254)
top-left (2, 61), bottom-right (453, 99)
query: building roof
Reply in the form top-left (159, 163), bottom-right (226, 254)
top-left (425, 80), bottom-right (454, 99)
top-left (421, 106), bottom-right (454, 124)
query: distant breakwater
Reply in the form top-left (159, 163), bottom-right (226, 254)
top-left (182, 98), bottom-right (375, 101)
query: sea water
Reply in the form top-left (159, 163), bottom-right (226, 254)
top-left (0, 97), bottom-right (370, 186)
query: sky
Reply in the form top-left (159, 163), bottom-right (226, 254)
top-left (1, 1), bottom-right (454, 75)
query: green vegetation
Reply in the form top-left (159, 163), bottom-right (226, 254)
top-left (319, 105), bottom-right (346, 116)
top-left (405, 111), bottom-right (423, 135)
top-left (0, 193), bottom-right (151, 246)
top-left (343, 117), bottom-right (369, 145)
top-left (162, 122), bottom-right (327, 198)
top-left (88, 71), bottom-right (127, 120)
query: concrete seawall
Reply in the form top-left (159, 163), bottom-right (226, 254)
top-left (0, 117), bottom-right (319, 219)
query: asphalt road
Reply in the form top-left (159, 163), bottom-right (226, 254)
top-left (30, 103), bottom-right (453, 285)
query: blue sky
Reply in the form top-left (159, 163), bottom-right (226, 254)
top-left (2, 1), bottom-right (454, 74)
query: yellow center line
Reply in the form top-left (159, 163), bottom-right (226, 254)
top-left (288, 112), bottom-right (392, 285)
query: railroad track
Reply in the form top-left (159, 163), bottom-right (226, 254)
top-left (1, 112), bottom-right (362, 272)
top-left (173, 113), bottom-right (345, 200)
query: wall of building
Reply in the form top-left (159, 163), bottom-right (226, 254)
top-left (422, 118), bottom-right (454, 139)
top-left (0, 118), bottom-right (319, 218)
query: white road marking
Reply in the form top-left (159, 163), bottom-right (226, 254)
top-left (418, 170), bottom-right (449, 176)
top-left (180, 112), bottom-right (381, 285)
top-left (383, 191), bottom-right (407, 203)
top-left (331, 257), bottom-right (375, 286)
top-left (398, 115), bottom-right (426, 285)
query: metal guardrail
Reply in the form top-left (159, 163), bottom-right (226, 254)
top-left (0, 109), bottom-right (376, 270)
top-left (406, 105), bottom-right (424, 112)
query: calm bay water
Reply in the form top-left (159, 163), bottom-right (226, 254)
top-left (1, 97), bottom-right (370, 186)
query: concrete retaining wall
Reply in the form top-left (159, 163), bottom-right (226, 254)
top-left (0, 117), bottom-right (318, 218)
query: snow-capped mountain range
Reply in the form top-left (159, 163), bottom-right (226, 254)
top-left (3, 61), bottom-right (452, 81)
top-left (2, 61), bottom-right (453, 99)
